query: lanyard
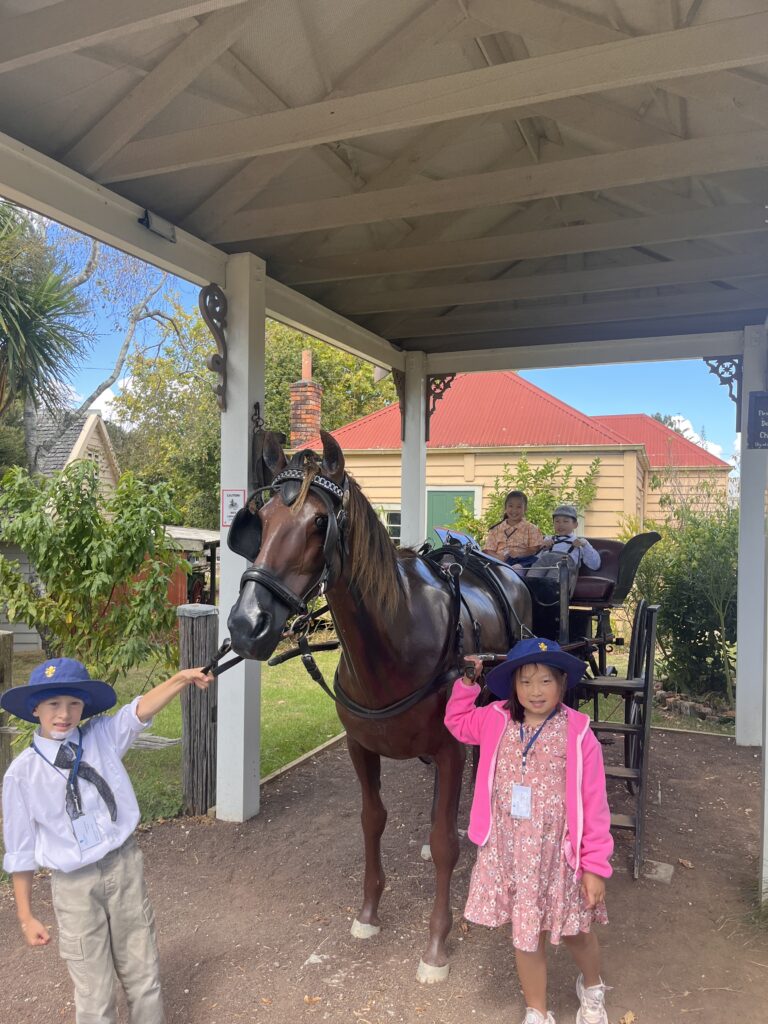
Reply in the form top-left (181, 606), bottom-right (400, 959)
top-left (32, 729), bottom-right (85, 812)
top-left (519, 709), bottom-right (558, 772)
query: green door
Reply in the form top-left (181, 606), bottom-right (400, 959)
top-left (426, 490), bottom-right (475, 545)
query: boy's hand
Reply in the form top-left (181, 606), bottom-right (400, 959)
top-left (169, 668), bottom-right (214, 691)
top-left (20, 916), bottom-right (50, 946)
top-left (581, 871), bottom-right (605, 908)
top-left (572, 537), bottom-right (586, 549)
top-left (541, 537), bottom-right (554, 549)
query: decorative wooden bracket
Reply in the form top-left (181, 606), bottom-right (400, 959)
top-left (199, 283), bottom-right (228, 411)
top-left (704, 355), bottom-right (742, 431)
top-left (425, 374), bottom-right (456, 441)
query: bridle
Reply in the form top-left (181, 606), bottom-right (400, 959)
top-left (228, 468), bottom-right (349, 616)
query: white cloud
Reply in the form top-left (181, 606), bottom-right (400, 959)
top-left (88, 386), bottom-right (118, 421)
top-left (669, 415), bottom-right (723, 460)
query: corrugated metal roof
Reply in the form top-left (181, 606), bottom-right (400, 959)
top-left (307, 371), bottom-right (634, 450)
top-left (592, 414), bottom-right (730, 468)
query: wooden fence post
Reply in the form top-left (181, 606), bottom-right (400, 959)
top-left (0, 631), bottom-right (13, 777)
top-left (177, 605), bottom-right (218, 816)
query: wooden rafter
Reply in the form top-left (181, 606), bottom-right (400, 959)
top-left (99, 11), bottom-right (768, 182)
top-left (0, 0), bottom-right (250, 74)
top-left (211, 130), bottom-right (768, 241)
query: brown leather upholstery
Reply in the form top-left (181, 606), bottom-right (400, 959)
top-left (570, 539), bottom-right (623, 606)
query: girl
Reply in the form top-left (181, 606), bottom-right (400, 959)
top-left (445, 638), bottom-right (613, 1024)
top-left (483, 490), bottom-right (544, 567)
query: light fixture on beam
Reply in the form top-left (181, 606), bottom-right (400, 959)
top-left (138, 208), bottom-right (177, 243)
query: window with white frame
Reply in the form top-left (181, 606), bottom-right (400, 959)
top-left (378, 507), bottom-right (401, 546)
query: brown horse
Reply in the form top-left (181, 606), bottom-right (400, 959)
top-left (226, 431), bottom-right (531, 981)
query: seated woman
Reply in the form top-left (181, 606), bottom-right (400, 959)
top-left (483, 491), bottom-right (544, 567)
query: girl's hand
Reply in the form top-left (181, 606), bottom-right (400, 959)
top-left (20, 916), bottom-right (50, 946)
top-left (581, 871), bottom-right (605, 908)
top-left (170, 668), bottom-right (213, 691)
top-left (461, 656), bottom-right (483, 685)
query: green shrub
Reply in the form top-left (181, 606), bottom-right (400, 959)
top-left (450, 453), bottom-right (601, 541)
top-left (623, 477), bottom-right (737, 704)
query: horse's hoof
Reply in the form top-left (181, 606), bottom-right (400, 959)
top-left (420, 844), bottom-right (432, 861)
top-left (417, 959), bottom-right (450, 984)
top-left (351, 918), bottom-right (381, 939)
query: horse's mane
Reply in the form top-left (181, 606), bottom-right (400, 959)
top-left (287, 451), bottom-right (404, 621)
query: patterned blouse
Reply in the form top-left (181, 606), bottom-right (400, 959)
top-left (484, 519), bottom-right (544, 560)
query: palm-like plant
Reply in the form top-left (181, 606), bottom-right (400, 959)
top-left (0, 202), bottom-right (87, 417)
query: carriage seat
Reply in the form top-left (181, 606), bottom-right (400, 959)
top-left (570, 533), bottom-right (661, 608)
top-left (571, 539), bottom-right (622, 605)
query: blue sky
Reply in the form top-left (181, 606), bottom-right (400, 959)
top-left (73, 277), bottom-right (739, 468)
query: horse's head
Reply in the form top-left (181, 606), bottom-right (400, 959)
top-left (227, 430), bottom-right (347, 660)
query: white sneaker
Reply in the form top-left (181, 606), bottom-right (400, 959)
top-left (522, 1010), bottom-right (556, 1024)
top-left (575, 974), bottom-right (609, 1024)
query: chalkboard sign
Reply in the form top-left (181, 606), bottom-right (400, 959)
top-left (747, 391), bottom-right (768, 450)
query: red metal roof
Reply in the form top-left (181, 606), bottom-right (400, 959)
top-left (592, 414), bottom-right (730, 468)
top-left (303, 373), bottom-right (730, 470)
top-left (308, 372), bottom-right (631, 451)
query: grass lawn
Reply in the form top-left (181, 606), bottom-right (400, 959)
top-left (5, 650), bottom-right (344, 825)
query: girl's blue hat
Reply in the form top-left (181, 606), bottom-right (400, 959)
top-left (0, 658), bottom-right (116, 723)
top-left (485, 637), bottom-right (586, 699)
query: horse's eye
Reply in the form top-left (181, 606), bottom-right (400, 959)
top-left (314, 515), bottom-right (328, 531)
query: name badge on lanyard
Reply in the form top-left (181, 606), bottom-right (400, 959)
top-left (510, 709), bottom-right (558, 820)
top-left (72, 813), bottom-right (102, 850)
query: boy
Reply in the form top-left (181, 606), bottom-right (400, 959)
top-left (540, 503), bottom-right (601, 571)
top-left (1, 657), bottom-right (212, 1024)
top-left (483, 490), bottom-right (544, 566)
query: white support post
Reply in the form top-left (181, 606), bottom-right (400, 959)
top-left (400, 350), bottom-right (427, 548)
top-left (736, 323), bottom-right (768, 746)
top-left (216, 252), bottom-right (265, 821)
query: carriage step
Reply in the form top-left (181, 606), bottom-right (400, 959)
top-left (610, 813), bottom-right (637, 830)
top-left (604, 765), bottom-right (640, 781)
top-left (580, 676), bottom-right (645, 694)
top-left (590, 722), bottom-right (642, 735)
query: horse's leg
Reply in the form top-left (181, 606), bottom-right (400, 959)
top-left (417, 738), bottom-right (466, 984)
top-left (421, 768), bottom-right (438, 862)
top-left (346, 735), bottom-right (387, 939)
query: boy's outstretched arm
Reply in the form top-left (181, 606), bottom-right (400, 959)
top-left (12, 872), bottom-right (50, 946)
top-left (136, 668), bottom-right (213, 724)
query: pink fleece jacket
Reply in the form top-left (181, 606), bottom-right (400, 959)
top-left (445, 680), bottom-right (613, 879)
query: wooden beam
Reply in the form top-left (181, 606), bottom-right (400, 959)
top-left (100, 11), bottom-right (768, 181)
top-left (335, 252), bottom-right (768, 315)
top-left (275, 202), bottom-right (766, 284)
top-left (386, 279), bottom-right (768, 337)
top-left (424, 330), bottom-right (746, 373)
top-left (215, 130), bottom-right (768, 241)
top-left (65, 3), bottom-right (260, 174)
top-left (183, 0), bottom-right (463, 239)
top-left (0, 0), bottom-right (249, 74)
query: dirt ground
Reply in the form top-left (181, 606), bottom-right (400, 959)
top-left (1, 728), bottom-right (766, 1024)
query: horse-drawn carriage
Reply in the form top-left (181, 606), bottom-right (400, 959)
top-left (221, 432), bottom-right (661, 979)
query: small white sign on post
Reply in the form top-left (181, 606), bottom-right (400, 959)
top-left (221, 488), bottom-right (246, 528)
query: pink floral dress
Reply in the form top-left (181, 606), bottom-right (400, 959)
top-left (464, 706), bottom-right (608, 952)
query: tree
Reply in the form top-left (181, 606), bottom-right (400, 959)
top-left (0, 203), bottom-right (89, 465)
top-left (112, 312), bottom-right (397, 527)
top-left (0, 459), bottom-right (187, 683)
top-left (623, 477), bottom-right (738, 704)
top-left (450, 453), bottom-right (601, 541)
top-left (0, 199), bottom-right (175, 475)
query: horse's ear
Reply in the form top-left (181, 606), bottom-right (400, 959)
top-left (263, 431), bottom-right (287, 475)
top-left (320, 430), bottom-right (345, 482)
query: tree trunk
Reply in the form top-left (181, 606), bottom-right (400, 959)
top-left (0, 631), bottom-right (14, 777)
top-left (177, 605), bottom-right (218, 816)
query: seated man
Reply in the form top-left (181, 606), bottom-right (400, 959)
top-left (483, 490), bottom-right (544, 567)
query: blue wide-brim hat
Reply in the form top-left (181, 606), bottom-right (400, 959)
top-left (485, 637), bottom-right (586, 700)
top-left (0, 658), bottom-right (116, 723)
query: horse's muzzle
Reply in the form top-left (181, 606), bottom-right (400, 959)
top-left (227, 585), bottom-right (290, 661)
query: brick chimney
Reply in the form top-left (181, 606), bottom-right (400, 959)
top-left (290, 349), bottom-right (323, 449)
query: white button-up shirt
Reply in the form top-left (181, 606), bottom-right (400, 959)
top-left (2, 697), bottom-right (152, 874)
top-left (546, 532), bottom-right (602, 571)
